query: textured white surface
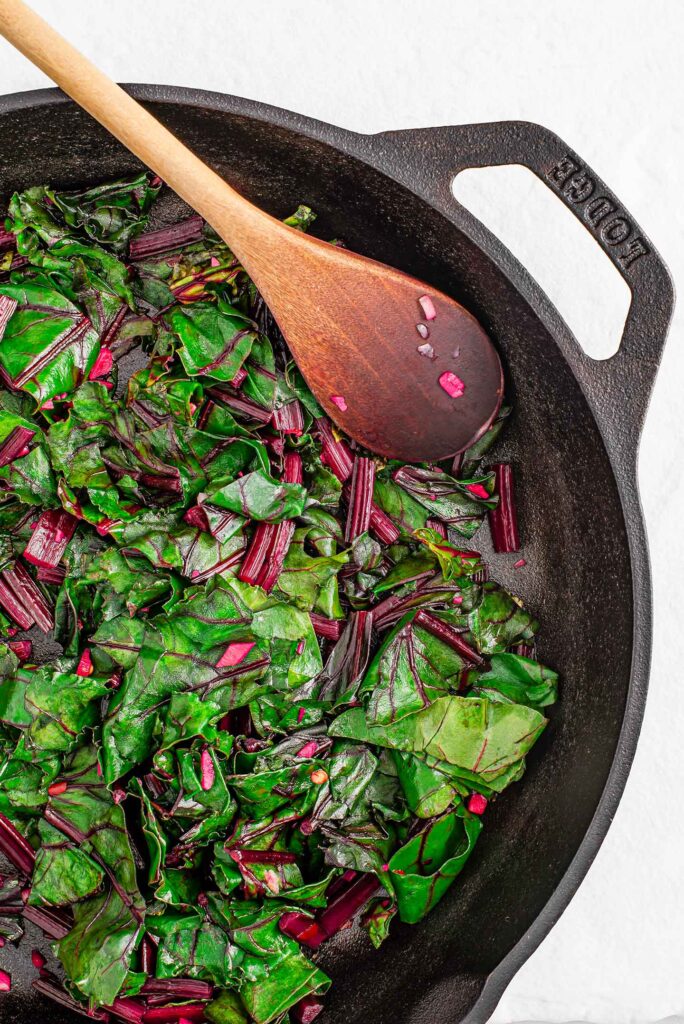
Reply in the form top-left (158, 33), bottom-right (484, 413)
top-left (0, 2), bottom-right (682, 1021)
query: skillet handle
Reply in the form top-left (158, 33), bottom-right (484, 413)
top-left (381, 120), bottom-right (674, 454)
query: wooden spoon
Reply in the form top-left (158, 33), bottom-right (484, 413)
top-left (0, 0), bottom-right (503, 462)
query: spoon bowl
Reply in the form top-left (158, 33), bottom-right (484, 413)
top-left (0, 0), bottom-right (503, 461)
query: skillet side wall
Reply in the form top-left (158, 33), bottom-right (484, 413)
top-left (0, 96), bottom-right (632, 1024)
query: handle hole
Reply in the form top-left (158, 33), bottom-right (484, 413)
top-left (452, 165), bottom-right (631, 360)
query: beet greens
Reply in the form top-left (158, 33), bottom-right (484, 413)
top-left (0, 175), bottom-right (558, 1023)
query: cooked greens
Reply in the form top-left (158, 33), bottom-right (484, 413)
top-left (0, 175), bottom-right (557, 1023)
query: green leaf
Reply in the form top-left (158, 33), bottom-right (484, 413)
top-left (470, 653), bottom-right (558, 708)
top-left (372, 478), bottom-right (428, 537)
top-left (330, 695), bottom-right (547, 785)
top-left (211, 900), bottom-right (330, 1024)
top-left (392, 467), bottom-right (496, 538)
top-left (388, 807), bottom-right (482, 923)
top-left (50, 173), bottom-right (160, 252)
top-left (206, 469), bottom-right (307, 522)
top-left (393, 751), bottom-right (460, 819)
top-left (169, 299), bottom-right (257, 382)
top-left (206, 989), bottom-right (250, 1024)
top-left (24, 669), bottom-right (109, 754)
top-left (148, 909), bottom-right (244, 987)
top-left (30, 819), bottom-right (105, 907)
top-left (0, 277), bottom-right (101, 403)
top-left (360, 613), bottom-right (465, 725)
top-left (466, 583), bottom-right (538, 654)
top-left (52, 747), bottom-right (145, 1005)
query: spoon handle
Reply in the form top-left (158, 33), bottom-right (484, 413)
top-left (0, 0), bottom-right (266, 265)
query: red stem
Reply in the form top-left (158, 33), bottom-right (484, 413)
top-left (257, 520), bottom-right (295, 592)
top-left (0, 425), bottom-right (35, 468)
top-left (413, 610), bottom-right (484, 665)
top-left (128, 215), bottom-right (204, 260)
top-left (272, 400), bottom-right (304, 435)
top-left (23, 508), bottom-right (78, 569)
top-left (0, 813), bottom-right (35, 874)
top-left (345, 456), bottom-right (375, 542)
top-left (487, 463), bottom-right (520, 553)
top-left (309, 613), bottom-right (344, 641)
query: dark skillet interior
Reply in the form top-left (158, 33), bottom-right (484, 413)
top-left (0, 97), bottom-right (632, 1024)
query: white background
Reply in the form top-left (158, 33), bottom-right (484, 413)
top-left (1, 2), bottom-right (682, 1022)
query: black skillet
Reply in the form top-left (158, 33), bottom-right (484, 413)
top-left (0, 87), bottom-right (674, 1024)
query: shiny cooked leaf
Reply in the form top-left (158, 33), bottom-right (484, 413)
top-left (388, 806), bottom-right (482, 923)
top-left (0, 174), bottom-right (558, 1019)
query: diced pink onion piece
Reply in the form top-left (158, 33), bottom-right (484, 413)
top-left (419, 294), bottom-right (437, 320)
top-left (216, 641), bottom-right (255, 668)
top-left (76, 649), bottom-right (93, 677)
top-left (466, 483), bottom-right (490, 500)
top-left (290, 995), bottom-right (325, 1024)
top-left (330, 394), bottom-right (347, 412)
top-left (88, 346), bottom-right (113, 380)
top-left (467, 793), bottom-right (488, 815)
top-left (200, 748), bottom-right (215, 791)
top-left (0, 970), bottom-right (11, 991)
top-left (438, 370), bottom-right (465, 399)
top-left (416, 323), bottom-right (430, 339)
top-left (30, 949), bottom-right (46, 970)
top-left (296, 741), bottom-right (319, 759)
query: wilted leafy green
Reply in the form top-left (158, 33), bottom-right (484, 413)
top-left (0, 173), bottom-right (558, 1021)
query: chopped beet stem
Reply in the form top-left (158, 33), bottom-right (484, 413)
top-left (36, 564), bottom-right (67, 585)
top-left (22, 904), bottom-right (71, 939)
top-left (23, 508), bottom-right (78, 568)
top-left (488, 463), bottom-right (521, 553)
top-left (141, 978), bottom-right (213, 1002)
top-left (257, 519), bottom-right (295, 591)
top-left (141, 1005), bottom-right (207, 1023)
top-left (316, 418), bottom-right (353, 481)
top-left (272, 399), bottom-right (305, 435)
top-left (314, 872), bottom-right (380, 946)
top-left (229, 366), bottom-right (248, 389)
top-left (0, 294), bottom-right (18, 343)
top-left (0, 575), bottom-right (34, 630)
top-left (413, 610), bottom-right (484, 665)
top-left (283, 452), bottom-right (303, 485)
top-left (0, 425), bottom-right (35, 468)
top-left (239, 522), bottom-right (277, 585)
top-left (309, 613), bottom-right (345, 641)
top-left (426, 517), bottom-right (448, 539)
top-left (228, 848), bottom-right (298, 865)
top-left (109, 996), bottom-right (147, 1023)
top-left (32, 978), bottom-right (110, 1021)
top-left (128, 214), bottom-right (204, 260)
top-left (368, 501), bottom-right (401, 544)
top-left (0, 812), bottom-right (36, 874)
top-left (207, 386), bottom-right (272, 424)
top-left (345, 456), bottom-right (375, 542)
top-left (1, 561), bottom-right (54, 632)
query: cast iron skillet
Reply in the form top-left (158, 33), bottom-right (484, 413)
top-left (0, 87), bottom-right (674, 1024)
